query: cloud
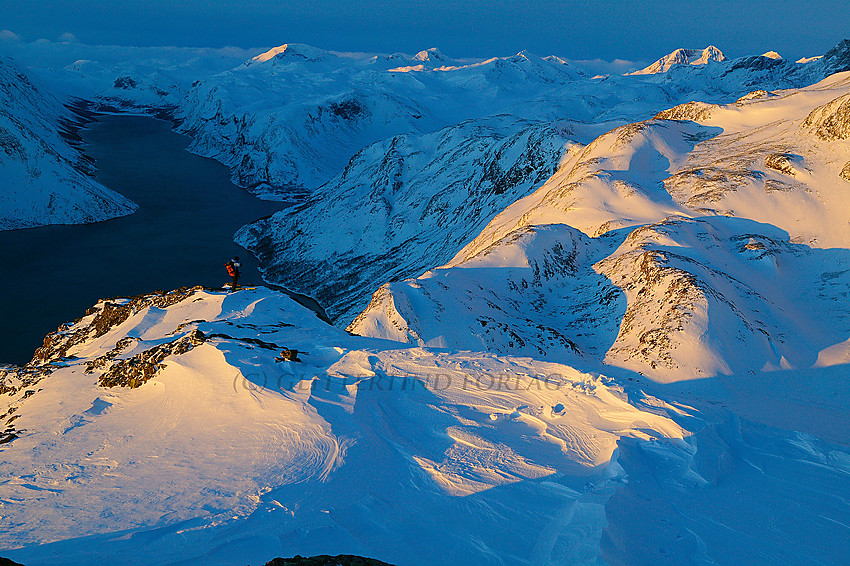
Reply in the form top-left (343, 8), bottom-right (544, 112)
top-left (0, 29), bottom-right (21, 42)
top-left (566, 58), bottom-right (647, 76)
top-left (58, 32), bottom-right (79, 43)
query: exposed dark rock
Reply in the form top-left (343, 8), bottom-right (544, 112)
top-left (725, 54), bottom-right (786, 73)
top-left (803, 93), bottom-right (850, 140)
top-left (328, 98), bottom-right (367, 121)
top-left (206, 333), bottom-right (280, 350)
top-left (113, 76), bottom-right (137, 89)
top-left (32, 286), bottom-right (204, 365)
top-left (654, 101), bottom-right (715, 121)
top-left (97, 330), bottom-right (206, 388)
top-left (0, 557), bottom-right (25, 566)
top-left (736, 90), bottom-right (770, 104)
top-left (665, 166), bottom-right (763, 206)
top-left (764, 153), bottom-right (797, 176)
top-left (819, 38), bottom-right (850, 75)
top-left (841, 161), bottom-right (850, 181)
top-left (264, 555), bottom-right (394, 566)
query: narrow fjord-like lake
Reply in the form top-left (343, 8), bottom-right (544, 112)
top-left (1, 114), bottom-right (285, 365)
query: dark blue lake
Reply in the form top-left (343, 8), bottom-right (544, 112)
top-left (1, 114), bottom-right (286, 365)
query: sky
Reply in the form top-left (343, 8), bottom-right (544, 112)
top-left (2, 0), bottom-right (849, 63)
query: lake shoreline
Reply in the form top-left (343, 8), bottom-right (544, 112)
top-left (2, 114), bottom-right (292, 365)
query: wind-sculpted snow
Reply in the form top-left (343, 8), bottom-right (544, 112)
top-left (236, 117), bottom-right (581, 321)
top-left (352, 71), bottom-right (850, 382)
top-left (0, 57), bottom-right (137, 229)
top-left (3, 286), bottom-right (848, 565)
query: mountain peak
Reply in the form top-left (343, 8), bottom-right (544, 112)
top-left (248, 43), bottom-right (329, 66)
top-left (820, 38), bottom-right (850, 74)
top-left (412, 47), bottom-right (448, 63)
top-left (631, 45), bottom-right (726, 75)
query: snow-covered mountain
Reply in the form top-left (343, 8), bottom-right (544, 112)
top-left (350, 70), bottom-right (850, 382)
top-left (2, 286), bottom-right (847, 565)
top-left (3, 38), bottom-right (850, 565)
top-left (176, 40), bottom-right (850, 203)
top-left (176, 44), bottom-right (590, 198)
top-left (631, 46), bottom-right (726, 75)
top-left (235, 116), bottom-right (583, 321)
top-left (0, 56), bottom-right (136, 229)
top-left (224, 41), bottom-right (850, 327)
top-left (0, 38), bottom-right (261, 112)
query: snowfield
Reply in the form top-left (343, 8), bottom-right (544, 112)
top-left (2, 286), bottom-right (848, 565)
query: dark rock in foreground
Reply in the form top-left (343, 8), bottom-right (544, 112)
top-left (264, 556), bottom-right (394, 566)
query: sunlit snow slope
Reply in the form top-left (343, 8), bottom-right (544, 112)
top-left (2, 286), bottom-right (847, 565)
top-left (351, 71), bottom-right (850, 382)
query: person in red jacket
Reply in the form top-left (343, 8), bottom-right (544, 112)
top-left (225, 256), bottom-right (241, 292)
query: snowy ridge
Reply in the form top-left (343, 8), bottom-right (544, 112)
top-left (0, 38), bottom-right (261, 112)
top-left (351, 71), bottom-right (850, 381)
top-left (0, 57), bottom-right (136, 229)
top-left (3, 286), bottom-right (848, 564)
top-left (176, 44), bottom-right (590, 198)
top-left (177, 41), bottom-right (850, 201)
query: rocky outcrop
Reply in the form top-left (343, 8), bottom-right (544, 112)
top-left (803, 92), bottom-right (850, 140)
top-left (736, 89), bottom-right (770, 103)
top-left (764, 152), bottom-right (798, 176)
top-left (654, 101), bottom-right (716, 121)
top-left (0, 287), bottom-right (211, 436)
top-left (93, 330), bottom-right (205, 388)
top-left (32, 287), bottom-right (204, 366)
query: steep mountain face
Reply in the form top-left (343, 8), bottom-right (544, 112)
top-left (0, 57), bottom-right (137, 229)
top-left (3, 286), bottom-right (848, 565)
top-left (350, 71), bottom-right (850, 381)
top-left (235, 117), bottom-right (582, 322)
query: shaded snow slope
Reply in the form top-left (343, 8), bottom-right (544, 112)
top-left (2, 286), bottom-right (848, 565)
top-left (235, 117), bottom-right (584, 322)
top-left (0, 57), bottom-right (136, 229)
top-left (0, 39), bottom-right (261, 113)
top-left (176, 40), bottom-right (850, 201)
top-left (351, 72), bottom-right (850, 382)
top-left (176, 45), bottom-right (589, 198)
